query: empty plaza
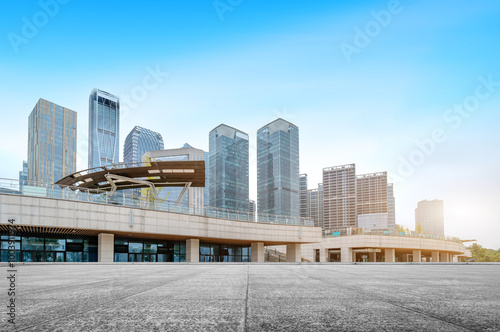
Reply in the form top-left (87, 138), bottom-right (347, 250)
top-left (2, 263), bottom-right (499, 331)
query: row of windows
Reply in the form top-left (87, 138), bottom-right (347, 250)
top-left (0, 235), bottom-right (98, 263)
top-left (2, 235), bottom-right (251, 263)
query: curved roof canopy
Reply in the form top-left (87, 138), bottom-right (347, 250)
top-left (55, 161), bottom-right (205, 192)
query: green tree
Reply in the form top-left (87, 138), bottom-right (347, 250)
top-left (415, 222), bottom-right (425, 234)
top-left (468, 243), bottom-right (500, 262)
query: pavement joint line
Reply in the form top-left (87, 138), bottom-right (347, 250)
top-left (281, 265), bottom-right (480, 332)
top-left (243, 265), bottom-right (250, 332)
top-left (13, 266), bottom-right (221, 332)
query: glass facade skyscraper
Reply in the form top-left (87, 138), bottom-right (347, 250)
top-left (209, 124), bottom-right (249, 212)
top-left (88, 89), bottom-right (120, 168)
top-left (123, 126), bottom-right (164, 164)
top-left (27, 98), bottom-right (77, 184)
top-left (299, 173), bottom-right (308, 218)
top-left (257, 118), bottom-right (299, 217)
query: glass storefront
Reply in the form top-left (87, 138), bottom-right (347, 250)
top-left (114, 239), bottom-right (251, 262)
top-left (114, 238), bottom-right (186, 262)
top-left (1, 233), bottom-right (252, 263)
top-left (200, 242), bottom-right (251, 262)
top-left (0, 234), bottom-right (98, 262)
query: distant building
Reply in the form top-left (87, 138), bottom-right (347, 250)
top-left (249, 199), bottom-right (256, 220)
top-left (182, 143), bottom-right (210, 206)
top-left (356, 172), bottom-right (388, 230)
top-left (415, 199), bottom-right (444, 236)
top-left (19, 160), bottom-right (27, 191)
top-left (28, 98), bottom-right (77, 184)
top-left (307, 184), bottom-right (324, 228)
top-left (257, 118), bottom-right (299, 217)
top-left (299, 174), bottom-right (308, 218)
top-left (88, 89), bottom-right (119, 168)
top-left (209, 124), bottom-right (249, 212)
top-left (322, 164), bottom-right (356, 229)
top-left (387, 183), bottom-right (396, 232)
top-left (123, 126), bottom-right (164, 164)
top-left (143, 146), bottom-right (206, 207)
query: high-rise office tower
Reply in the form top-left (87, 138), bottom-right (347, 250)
top-left (299, 174), bottom-right (308, 218)
top-left (123, 126), bottom-right (164, 164)
top-left (143, 145), bottom-right (206, 207)
top-left (88, 89), bottom-right (120, 168)
top-left (323, 164), bottom-right (356, 229)
top-left (356, 172), bottom-right (388, 230)
top-left (257, 118), bottom-right (299, 217)
top-left (209, 124), bottom-right (249, 212)
top-left (415, 199), bottom-right (444, 236)
top-left (27, 98), bottom-right (77, 184)
top-left (307, 184), bottom-right (324, 228)
top-left (203, 150), bottom-right (209, 206)
top-left (19, 160), bottom-right (28, 191)
top-left (387, 183), bottom-right (396, 232)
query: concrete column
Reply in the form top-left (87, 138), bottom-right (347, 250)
top-left (440, 252), bottom-right (450, 262)
top-left (186, 239), bottom-right (200, 263)
top-left (452, 255), bottom-right (458, 263)
top-left (431, 251), bottom-right (440, 262)
top-left (286, 244), bottom-right (302, 262)
top-left (384, 249), bottom-right (395, 262)
top-left (251, 242), bottom-right (264, 262)
top-left (401, 254), bottom-right (410, 262)
top-left (319, 248), bottom-right (328, 262)
top-left (98, 233), bottom-right (114, 262)
top-left (369, 252), bottom-right (376, 262)
top-left (341, 247), bottom-right (352, 263)
top-left (412, 250), bottom-right (422, 262)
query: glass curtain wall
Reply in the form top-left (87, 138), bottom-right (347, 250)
top-left (0, 234), bottom-right (97, 262)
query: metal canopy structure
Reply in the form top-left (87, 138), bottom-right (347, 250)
top-left (55, 161), bottom-right (205, 205)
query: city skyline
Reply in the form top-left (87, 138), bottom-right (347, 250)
top-left (1, 1), bottom-right (499, 248)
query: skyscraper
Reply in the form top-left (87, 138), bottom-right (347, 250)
top-left (387, 183), bottom-right (396, 232)
top-left (209, 124), bottom-right (249, 212)
top-left (356, 172), bottom-right (388, 230)
top-left (299, 173), bottom-right (308, 218)
top-left (123, 126), bottom-right (164, 164)
top-left (257, 118), bottom-right (299, 217)
top-left (27, 98), bottom-right (77, 184)
top-left (307, 184), bottom-right (324, 228)
top-left (323, 164), bottom-right (356, 229)
top-left (19, 160), bottom-right (27, 191)
top-left (415, 199), bottom-right (444, 236)
top-left (88, 89), bottom-right (119, 168)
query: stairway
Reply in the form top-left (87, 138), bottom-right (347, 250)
top-left (264, 248), bottom-right (312, 262)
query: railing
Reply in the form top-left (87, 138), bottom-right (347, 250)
top-left (323, 227), bottom-right (463, 243)
top-left (0, 178), bottom-right (314, 227)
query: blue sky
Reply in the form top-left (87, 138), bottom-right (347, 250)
top-left (1, 0), bottom-right (499, 248)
